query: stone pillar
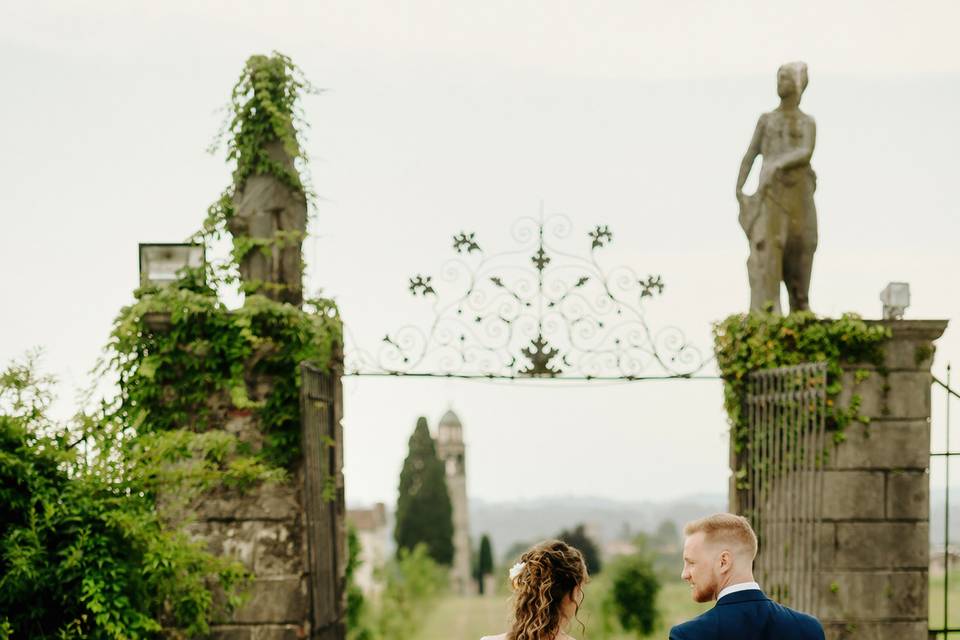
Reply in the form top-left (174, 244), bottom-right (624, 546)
top-left (184, 357), bottom-right (346, 640)
top-left (820, 320), bottom-right (947, 640)
top-left (190, 410), bottom-right (311, 640)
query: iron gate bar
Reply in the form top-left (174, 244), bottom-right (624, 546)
top-left (935, 375), bottom-right (960, 399)
top-left (300, 362), bottom-right (346, 640)
top-left (946, 364), bottom-right (952, 639)
top-left (740, 362), bottom-right (826, 615)
top-left (931, 364), bottom-right (956, 639)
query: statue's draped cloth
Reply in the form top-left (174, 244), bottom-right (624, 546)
top-left (740, 166), bottom-right (817, 313)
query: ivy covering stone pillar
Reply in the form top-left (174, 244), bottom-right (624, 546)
top-left (715, 314), bottom-right (948, 640)
top-left (116, 52), bottom-right (346, 639)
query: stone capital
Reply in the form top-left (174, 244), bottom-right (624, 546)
top-left (865, 319), bottom-right (949, 342)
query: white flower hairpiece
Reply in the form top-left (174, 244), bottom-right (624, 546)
top-left (509, 562), bottom-right (526, 581)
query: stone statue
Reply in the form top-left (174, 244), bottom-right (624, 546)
top-left (228, 140), bottom-right (307, 307)
top-left (736, 62), bottom-right (818, 314)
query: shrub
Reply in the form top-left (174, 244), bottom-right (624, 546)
top-left (605, 553), bottom-right (661, 636)
top-left (0, 354), bottom-right (255, 639)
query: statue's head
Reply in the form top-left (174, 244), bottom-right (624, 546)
top-left (777, 61), bottom-right (808, 100)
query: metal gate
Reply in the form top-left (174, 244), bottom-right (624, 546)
top-left (735, 362), bottom-right (828, 615)
top-left (931, 365), bottom-right (958, 639)
top-left (300, 362), bottom-right (346, 640)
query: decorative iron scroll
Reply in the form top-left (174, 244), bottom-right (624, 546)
top-left (345, 212), bottom-right (710, 380)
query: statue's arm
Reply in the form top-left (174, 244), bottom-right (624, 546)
top-left (736, 117), bottom-right (764, 196)
top-left (737, 116), bottom-right (764, 199)
top-left (775, 117), bottom-right (816, 171)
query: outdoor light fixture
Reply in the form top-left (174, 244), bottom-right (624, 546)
top-left (138, 243), bottom-right (205, 288)
top-left (880, 282), bottom-right (910, 320)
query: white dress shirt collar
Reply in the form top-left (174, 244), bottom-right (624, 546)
top-left (717, 581), bottom-right (762, 601)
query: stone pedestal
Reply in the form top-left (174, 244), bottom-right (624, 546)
top-left (820, 320), bottom-right (947, 640)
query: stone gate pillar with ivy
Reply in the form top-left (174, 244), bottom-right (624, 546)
top-left (718, 315), bottom-right (948, 640)
top-left (159, 52), bottom-right (346, 639)
top-left (820, 319), bottom-right (946, 639)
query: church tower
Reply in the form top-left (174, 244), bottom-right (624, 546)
top-left (436, 409), bottom-right (473, 595)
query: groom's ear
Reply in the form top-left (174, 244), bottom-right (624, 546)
top-left (718, 549), bottom-right (733, 573)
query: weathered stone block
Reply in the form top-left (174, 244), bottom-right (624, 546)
top-left (208, 626), bottom-right (254, 640)
top-left (837, 371), bottom-right (884, 418)
top-left (886, 471), bottom-right (929, 520)
top-left (818, 571), bottom-right (926, 621)
top-left (822, 620), bottom-right (927, 640)
top-left (837, 371), bottom-right (931, 420)
top-left (253, 522), bottom-right (304, 575)
top-left (225, 411), bottom-right (265, 452)
top-left (830, 421), bottom-right (929, 470)
top-left (817, 521), bottom-right (836, 567)
top-left (252, 625), bottom-right (307, 640)
top-left (187, 521), bottom-right (257, 567)
top-left (821, 471), bottom-right (885, 520)
top-left (231, 576), bottom-right (308, 624)
top-left (834, 522), bottom-right (927, 569)
top-left (198, 481), bottom-right (301, 521)
top-left (879, 338), bottom-right (936, 371)
top-left (885, 371), bottom-right (932, 419)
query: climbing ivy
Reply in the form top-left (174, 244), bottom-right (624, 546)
top-left (106, 276), bottom-right (340, 469)
top-left (103, 51), bottom-right (341, 469)
top-left (200, 51), bottom-right (315, 245)
top-left (713, 311), bottom-right (891, 480)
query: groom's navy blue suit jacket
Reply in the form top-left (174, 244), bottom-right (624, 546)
top-left (669, 589), bottom-right (824, 640)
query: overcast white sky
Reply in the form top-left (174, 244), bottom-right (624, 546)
top-left (2, 1), bottom-right (959, 507)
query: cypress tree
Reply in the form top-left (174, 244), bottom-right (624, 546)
top-left (476, 534), bottom-right (494, 594)
top-left (394, 417), bottom-right (454, 565)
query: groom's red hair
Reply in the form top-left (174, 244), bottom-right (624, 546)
top-left (684, 513), bottom-right (758, 559)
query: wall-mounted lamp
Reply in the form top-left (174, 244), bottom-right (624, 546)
top-left (138, 243), bottom-right (205, 288)
top-left (880, 282), bottom-right (910, 320)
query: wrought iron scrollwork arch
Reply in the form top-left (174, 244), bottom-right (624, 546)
top-left (345, 212), bottom-right (710, 380)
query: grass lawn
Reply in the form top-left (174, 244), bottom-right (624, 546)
top-left (414, 579), bottom-right (709, 640)
top-left (414, 594), bottom-right (509, 640)
top-left (416, 574), bottom-right (960, 638)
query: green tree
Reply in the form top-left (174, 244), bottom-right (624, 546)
top-left (606, 553), bottom-right (661, 636)
top-left (558, 524), bottom-right (603, 575)
top-left (394, 417), bottom-right (454, 565)
top-left (476, 534), bottom-right (494, 594)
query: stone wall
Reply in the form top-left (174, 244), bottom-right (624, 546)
top-left (190, 411), bottom-right (312, 640)
top-left (818, 320), bottom-right (947, 640)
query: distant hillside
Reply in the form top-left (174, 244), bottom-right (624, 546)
top-left (374, 486), bottom-right (955, 564)
top-left (468, 493), bottom-right (726, 562)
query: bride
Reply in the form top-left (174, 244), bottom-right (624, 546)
top-left (482, 540), bottom-right (589, 640)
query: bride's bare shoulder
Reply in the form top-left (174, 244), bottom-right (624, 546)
top-left (480, 635), bottom-right (508, 640)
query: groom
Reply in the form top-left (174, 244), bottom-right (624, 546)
top-left (670, 514), bottom-right (824, 640)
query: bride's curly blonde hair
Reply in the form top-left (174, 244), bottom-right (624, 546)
top-left (508, 540), bottom-right (589, 640)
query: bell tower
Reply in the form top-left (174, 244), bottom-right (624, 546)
top-left (436, 409), bottom-right (472, 595)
